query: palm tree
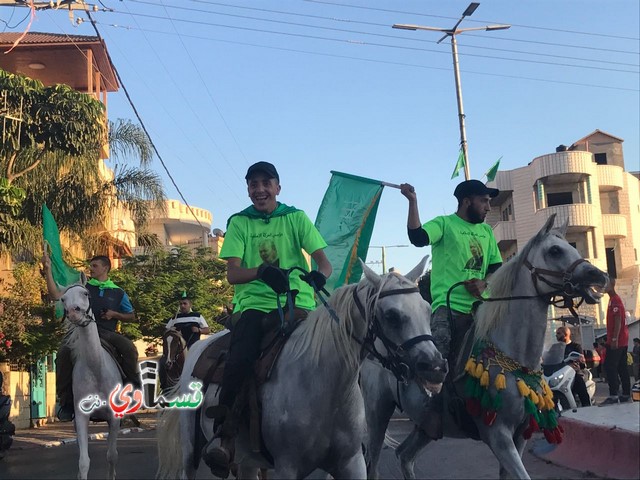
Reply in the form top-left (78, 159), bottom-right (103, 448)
top-left (4, 119), bottom-right (166, 259)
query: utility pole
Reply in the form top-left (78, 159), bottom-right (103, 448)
top-left (369, 245), bottom-right (409, 274)
top-left (393, 3), bottom-right (510, 180)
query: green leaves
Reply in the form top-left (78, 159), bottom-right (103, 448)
top-left (110, 247), bottom-right (232, 342)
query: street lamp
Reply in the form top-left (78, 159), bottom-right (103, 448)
top-left (393, 3), bottom-right (510, 180)
top-left (368, 245), bottom-right (410, 273)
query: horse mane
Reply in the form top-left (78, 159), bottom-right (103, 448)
top-left (288, 273), bottom-right (411, 371)
top-left (474, 226), bottom-right (563, 341)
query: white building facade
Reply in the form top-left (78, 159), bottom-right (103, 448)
top-left (487, 130), bottom-right (640, 326)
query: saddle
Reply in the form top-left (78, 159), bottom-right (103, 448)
top-left (191, 307), bottom-right (309, 461)
top-left (98, 338), bottom-right (128, 384)
top-left (192, 307), bottom-right (309, 386)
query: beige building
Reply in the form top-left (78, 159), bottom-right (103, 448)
top-left (487, 130), bottom-right (640, 326)
top-left (134, 199), bottom-right (224, 257)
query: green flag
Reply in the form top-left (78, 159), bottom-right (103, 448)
top-left (451, 149), bottom-right (466, 179)
top-left (485, 156), bottom-right (502, 182)
top-left (42, 204), bottom-right (80, 288)
top-left (314, 171), bottom-right (384, 291)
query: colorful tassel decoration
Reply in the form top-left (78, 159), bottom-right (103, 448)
top-left (494, 371), bottom-right (506, 390)
top-left (483, 409), bottom-right (497, 426)
top-left (466, 398), bottom-right (481, 417)
top-left (529, 390), bottom-right (539, 406)
top-left (480, 370), bottom-right (490, 387)
top-left (465, 357), bottom-right (476, 374)
top-left (517, 379), bottom-right (530, 398)
top-left (474, 362), bottom-right (484, 379)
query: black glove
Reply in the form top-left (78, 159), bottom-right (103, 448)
top-left (300, 270), bottom-right (327, 292)
top-left (257, 264), bottom-right (289, 294)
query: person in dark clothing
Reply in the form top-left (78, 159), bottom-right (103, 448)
top-left (555, 326), bottom-right (591, 407)
top-left (165, 292), bottom-right (211, 349)
top-left (44, 254), bottom-right (140, 421)
top-left (600, 278), bottom-right (631, 405)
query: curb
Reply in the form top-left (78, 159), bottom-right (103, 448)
top-left (42, 426), bottom-right (152, 448)
top-left (534, 416), bottom-right (640, 480)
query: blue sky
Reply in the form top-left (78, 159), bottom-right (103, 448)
top-left (3, 0), bottom-right (639, 274)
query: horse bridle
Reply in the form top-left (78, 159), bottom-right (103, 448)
top-left (352, 285), bottom-right (434, 384)
top-left (62, 284), bottom-right (95, 328)
top-left (164, 331), bottom-right (187, 368)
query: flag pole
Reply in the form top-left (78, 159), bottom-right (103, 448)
top-left (380, 181), bottom-right (402, 189)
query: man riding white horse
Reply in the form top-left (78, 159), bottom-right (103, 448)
top-left (43, 253), bottom-right (141, 421)
top-left (400, 179), bottom-right (503, 439)
top-left (201, 161), bottom-right (332, 478)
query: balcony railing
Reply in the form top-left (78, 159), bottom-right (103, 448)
top-left (596, 164), bottom-right (624, 191)
top-left (601, 214), bottom-right (627, 238)
top-left (492, 220), bottom-right (517, 245)
top-left (536, 204), bottom-right (598, 229)
top-left (531, 151), bottom-right (594, 180)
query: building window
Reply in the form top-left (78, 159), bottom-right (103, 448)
top-left (594, 153), bottom-right (607, 165)
top-left (547, 192), bottom-right (573, 206)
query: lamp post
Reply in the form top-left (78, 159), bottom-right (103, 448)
top-left (368, 245), bottom-right (410, 274)
top-left (393, 3), bottom-right (510, 181)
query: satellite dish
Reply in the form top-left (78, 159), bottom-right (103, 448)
top-left (212, 228), bottom-right (225, 237)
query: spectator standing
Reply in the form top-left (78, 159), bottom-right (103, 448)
top-left (632, 337), bottom-right (640, 382)
top-left (599, 278), bottom-right (631, 405)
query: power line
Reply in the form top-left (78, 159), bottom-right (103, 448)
top-left (184, 0), bottom-right (639, 54)
top-left (105, 8), bottom-right (639, 75)
top-left (95, 21), bottom-right (638, 93)
top-left (302, 0), bottom-right (640, 41)
top-left (96, 23), bottom-right (241, 211)
top-left (127, 0), bottom-right (639, 67)
top-left (85, 9), bottom-right (207, 231)
top-left (158, 0), bottom-right (250, 168)
top-left (118, 0), bottom-right (246, 187)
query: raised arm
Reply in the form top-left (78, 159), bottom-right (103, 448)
top-left (42, 250), bottom-right (63, 301)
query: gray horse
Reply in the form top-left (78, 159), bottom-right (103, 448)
top-left (157, 258), bottom-right (447, 479)
top-left (60, 282), bottom-right (122, 480)
top-left (362, 215), bottom-right (609, 479)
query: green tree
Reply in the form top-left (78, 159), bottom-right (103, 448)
top-left (0, 262), bottom-right (59, 368)
top-left (0, 69), bottom-right (166, 256)
top-left (109, 247), bottom-right (232, 342)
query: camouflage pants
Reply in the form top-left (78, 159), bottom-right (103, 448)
top-left (431, 307), bottom-right (474, 363)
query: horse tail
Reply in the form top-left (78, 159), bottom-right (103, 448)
top-left (155, 408), bottom-right (183, 479)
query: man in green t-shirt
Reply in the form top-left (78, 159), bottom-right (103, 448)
top-left (203, 161), bottom-right (332, 478)
top-left (400, 179), bottom-right (502, 438)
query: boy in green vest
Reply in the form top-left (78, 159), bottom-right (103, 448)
top-left (202, 161), bottom-right (332, 478)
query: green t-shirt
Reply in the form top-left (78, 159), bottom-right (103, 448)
top-left (220, 205), bottom-right (327, 313)
top-left (423, 213), bottom-right (502, 313)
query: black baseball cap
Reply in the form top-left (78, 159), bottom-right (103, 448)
top-left (245, 161), bottom-right (279, 181)
top-left (453, 180), bottom-right (499, 200)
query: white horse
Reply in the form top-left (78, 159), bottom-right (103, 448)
top-left (362, 215), bottom-right (609, 479)
top-left (61, 282), bottom-right (123, 480)
top-left (157, 258), bottom-right (448, 479)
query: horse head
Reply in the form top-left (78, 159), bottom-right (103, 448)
top-left (163, 330), bottom-right (186, 369)
top-left (60, 275), bottom-right (94, 328)
top-left (517, 214), bottom-right (608, 304)
top-left (359, 256), bottom-right (448, 396)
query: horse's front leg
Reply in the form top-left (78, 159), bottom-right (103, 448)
top-left (363, 397), bottom-right (395, 479)
top-left (75, 414), bottom-right (91, 480)
top-left (106, 417), bottom-right (119, 480)
top-left (395, 426), bottom-right (431, 480)
top-left (481, 424), bottom-right (530, 480)
top-left (498, 425), bottom-right (528, 480)
top-left (330, 452), bottom-right (367, 480)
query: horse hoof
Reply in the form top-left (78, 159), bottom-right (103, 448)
top-left (202, 446), bottom-right (231, 478)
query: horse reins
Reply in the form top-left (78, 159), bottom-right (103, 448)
top-left (61, 284), bottom-right (95, 327)
top-left (352, 285), bottom-right (435, 384)
top-left (446, 257), bottom-right (592, 320)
